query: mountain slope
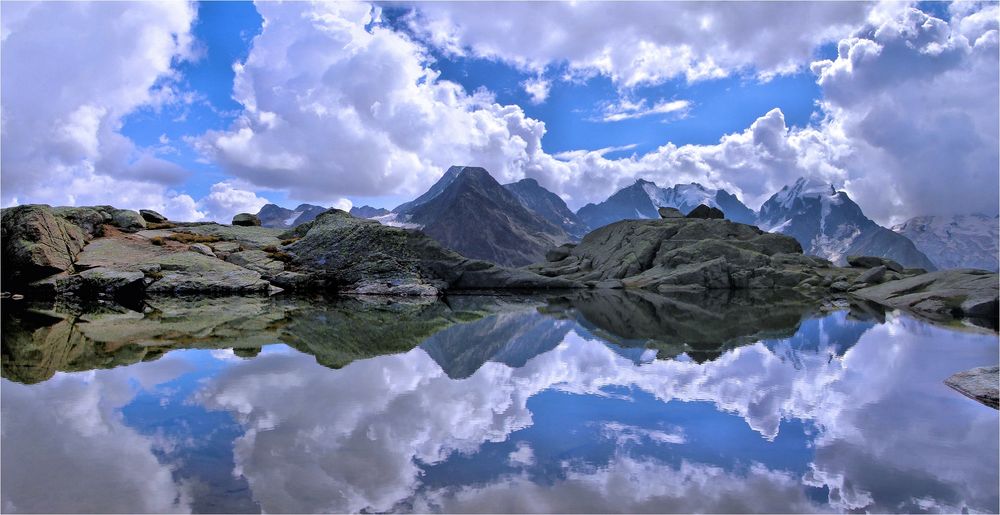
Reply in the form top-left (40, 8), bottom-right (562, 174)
top-left (401, 166), bottom-right (570, 266)
top-left (576, 179), bottom-right (756, 229)
top-left (757, 178), bottom-right (936, 269)
top-left (503, 178), bottom-right (589, 239)
top-left (892, 214), bottom-right (999, 271)
top-left (257, 203), bottom-right (327, 229)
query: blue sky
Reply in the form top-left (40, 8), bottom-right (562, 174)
top-left (2, 1), bottom-right (996, 223)
top-left (117, 1), bottom-right (829, 209)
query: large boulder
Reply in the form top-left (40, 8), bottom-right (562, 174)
top-left (2, 205), bottom-right (87, 285)
top-left (945, 366), bottom-right (999, 409)
top-left (52, 206), bottom-right (111, 238)
top-left (139, 209), bottom-right (167, 223)
top-left (853, 269), bottom-right (999, 322)
top-left (110, 209), bottom-right (146, 231)
top-left (686, 204), bottom-right (724, 219)
top-left (232, 213), bottom-right (261, 227)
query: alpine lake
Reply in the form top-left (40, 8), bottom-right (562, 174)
top-left (2, 290), bottom-right (997, 513)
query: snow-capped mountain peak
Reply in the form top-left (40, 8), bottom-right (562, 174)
top-left (893, 214), bottom-right (999, 271)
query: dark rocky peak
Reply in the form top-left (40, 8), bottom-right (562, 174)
top-left (504, 177), bottom-right (589, 239)
top-left (393, 165), bottom-right (469, 214)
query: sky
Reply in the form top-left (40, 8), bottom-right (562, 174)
top-left (1, 1), bottom-right (997, 225)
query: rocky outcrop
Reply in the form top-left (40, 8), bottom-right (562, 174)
top-left (853, 269), bottom-right (999, 324)
top-left (945, 366), bottom-right (999, 409)
top-left (232, 213), bottom-right (261, 227)
top-left (281, 209), bottom-right (581, 294)
top-left (527, 217), bottom-right (824, 292)
top-left (2, 205), bottom-right (87, 286)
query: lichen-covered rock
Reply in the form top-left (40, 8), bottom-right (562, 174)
top-left (52, 206), bottom-right (111, 238)
top-left (853, 269), bottom-right (999, 322)
top-left (139, 209), bottom-right (167, 223)
top-left (232, 213), bottom-right (261, 227)
top-left (181, 223), bottom-right (283, 249)
top-left (147, 252), bottom-right (270, 294)
top-left (945, 366), bottom-right (999, 409)
top-left (2, 205), bottom-right (87, 285)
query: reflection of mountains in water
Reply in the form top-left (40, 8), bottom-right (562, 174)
top-left (3, 290), bottom-right (884, 385)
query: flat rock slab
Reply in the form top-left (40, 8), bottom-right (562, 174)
top-left (180, 223), bottom-right (284, 249)
top-left (945, 366), bottom-right (999, 409)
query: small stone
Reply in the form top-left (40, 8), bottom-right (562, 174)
top-left (11, 294), bottom-right (24, 300)
top-left (232, 213), bottom-right (261, 227)
top-left (189, 243), bottom-right (216, 258)
top-left (847, 255), bottom-right (903, 273)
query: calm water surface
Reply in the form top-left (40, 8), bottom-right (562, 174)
top-left (2, 291), bottom-right (997, 513)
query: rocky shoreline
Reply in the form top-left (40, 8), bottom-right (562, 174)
top-left (3, 203), bottom-right (997, 327)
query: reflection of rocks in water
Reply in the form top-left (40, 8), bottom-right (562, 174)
top-left (2, 294), bottom-right (543, 384)
top-left (279, 295), bottom-right (543, 370)
top-left (545, 289), bottom-right (820, 362)
top-left (1, 296), bottom-right (294, 384)
top-left (420, 308), bottom-right (571, 379)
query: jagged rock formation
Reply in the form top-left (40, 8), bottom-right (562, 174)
top-left (257, 203), bottom-right (328, 229)
top-left (349, 205), bottom-right (390, 219)
top-left (757, 177), bottom-right (936, 270)
top-left (892, 214), bottom-right (999, 271)
top-left (576, 179), bottom-right (756, 228)
top-left (391, 166), bottom-right (570, 266)
top-left (2, 205), bottom-right (88, 286)
top-left (503, 178), bottom-right (590, 239)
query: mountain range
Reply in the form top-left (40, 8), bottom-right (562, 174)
top-left (257, 203), bottom-right (328, 229)
top-left (258, 168), bottom-right (994, 271)
top-left (577, 179), bottom-right (757, 228)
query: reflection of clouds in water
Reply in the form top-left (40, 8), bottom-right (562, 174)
top-left (1, 355), bottom-right (196, 513)
top-left (194, 314), bottom-right (998, 513)
top-left (413, 457), bottom-right (823, 514)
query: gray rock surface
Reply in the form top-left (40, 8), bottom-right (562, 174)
top-left (147, 252), bottom-right (270, 294)
top-left (945, 366), bottom-right (999, 409)
top-left (226, 250), bottom-right (285, 279)
top-left (139, 209), bottom-right (167, 223)
top-left (853, 269), bottom-right (999, 322)
top-left (545, 243), bottom-right (575, 262)
top-left (110, 209), bottom-right (146, 231)
top-left (232, 213), bottom-right (261, 227)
